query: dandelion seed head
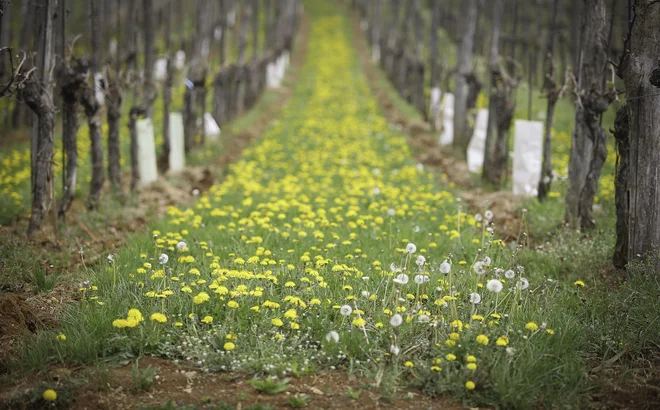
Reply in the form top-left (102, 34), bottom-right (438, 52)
top-left (325, 331), bottom-right (339, 343)
top-left (339, 305), bottom-right (352, 316)
top-left (406, 243), bottom-right (417, 254)
top-left (487, 279), bottom-right (503, 293)
top-left (439, 260), bottom-right (451, 274)
top-left (390, 314), bottom-right (403, 327)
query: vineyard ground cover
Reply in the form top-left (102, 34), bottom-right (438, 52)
top-left (351, 9), bottom-right (659, 410)
top-left (0, 5), bottom-right (310, 392)
top-left (0, 3), bottom-right (658, 410)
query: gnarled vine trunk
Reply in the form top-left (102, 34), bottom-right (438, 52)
top-left (565, 0), bottom-right (610, 229)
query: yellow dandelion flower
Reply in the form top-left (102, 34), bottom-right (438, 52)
top-left (525, 322), bottom-right (539, 331)
top-left (42, 389), bottom-right (57, 401)
top-left (150, 313), bottom-right (167, 323)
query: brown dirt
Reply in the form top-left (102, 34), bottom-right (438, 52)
top-left (0, 357), bottom-right (468, 410)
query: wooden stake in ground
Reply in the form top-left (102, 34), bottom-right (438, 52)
top-left (85, 0), bottom-right (105, 210)
top-left (482, 0), bottom-right (515, 189)
top-left (428, 0), bottom-right (441, 130)
top-left (452, 0), bottom-right (480, 160)
top-left (537, 0), bottom-right (561, 201)
top-left (107, 0), bottom-right (124, 200)
top-left (565, 0), bottom-right (612, 229)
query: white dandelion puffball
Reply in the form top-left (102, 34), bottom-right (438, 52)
top-left (390, 262), bottom-right (398, 272)
top-left (361, 276), bottom-right (370, 281)
top-left (361, 290), bottom-right (371, 298)
top-left (387, 208), bottom-right (396, 217)
top-left (390, 344), bottom-right (401, 355)
top-left (192, 188), bottom-right (200, 196)
top-left (176, 241), bottom-right (187, 250)
top-left (483, 256), bottom-right (492, 265)
top-left (107, 254), bottom-right (115, 263)
top-left (159, 253), bottom-right (169, 264)
top-left (416, 163), bottom-right (424, 172)
top-left (413, 225), bottom-right (420, 233)
top-left (473, 261), bottom-right (486, 275)
top-left (406, 243), bottom-right (417, 254)
top-left (373, 187), bottom-right (381, 195)
top-left (439, 260), bottom-right (451, 274)
top-left (475, 213), bottom-right (483, 222)
top-left (418, 314), bottom-right (430, 323)
top-left (389, 314), bottom-right (403, 327)
top-left (485, 210), bottom-right (494, 220)
top-left (414, 275), bottom-right (425, 285)
top-left (487, 279), bottom-right (503, 293)
top-left (518, 277), bottom-right (530, 290)
top-left (469, 292), bottom-right (482, 304)
top-left (325, 331), bottom-right (339, 343)
top-left (393, 273), bottom-right (409, 285)
top-left (416, 255), bottom-right (426, 266)
top-left (505, 269), bottom-right (515, 279)
top-left (339, 305), bottom-right (353, 316)
top-left (373, 168), bottom-right (381, 175)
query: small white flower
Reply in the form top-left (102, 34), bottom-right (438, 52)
top-left (469, 292), bottom-right (481, 304)
top-left (107, 254), bottom-right (115, 263)
top-left (387, 209), bottom-right (396, 217)
top-left (361, 290), bottom-right (371, 298)
top-left (389, 314), bottom-right (403, 327)
top-left (325, 331), bottom-right (339, 343)
top-left (487, 279), bottom-right (503, 293)
top-left (393, 273), bottom-right (409, 285)
top-left (414, 275), bottom-right (425, 285)
top-left (176, 241), bottom-right (187, 251)
top-left (158, 253), bottom-right (169, 264)
top-left (517, 277), bottom-right (530, 290)
top-left (406, 243), bottom-right (417, 254)
top-left (473, 261), bottom-right (486, 275)
top-left (361, 276), bottom-right (370, 281)
top-left (475, 213), bottom-right (483, 222)
top-left (390, 344), bottom-right (401, 355)
top-left (415, 255), bottom-right (426, 266)
top-left (505, 269), bottom-right (515, 279)
top-left (439, 260), bottom-right (451, 274)
top-left (484, 210), bottom-right (494, 220)
top-left (339, 305), bottom-right (353, 316)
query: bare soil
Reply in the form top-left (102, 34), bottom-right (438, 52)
top-left (0, 357), bottom-right (467, 410)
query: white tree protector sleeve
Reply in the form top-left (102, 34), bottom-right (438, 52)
top-left (169, 113), bottom-right (186, 173)
top-left (467, 108), bottom-right (489, 173)
top-left (512, 119), bottom-right (544, 196)
top-left (137, 118), bottom-right (158, 186)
